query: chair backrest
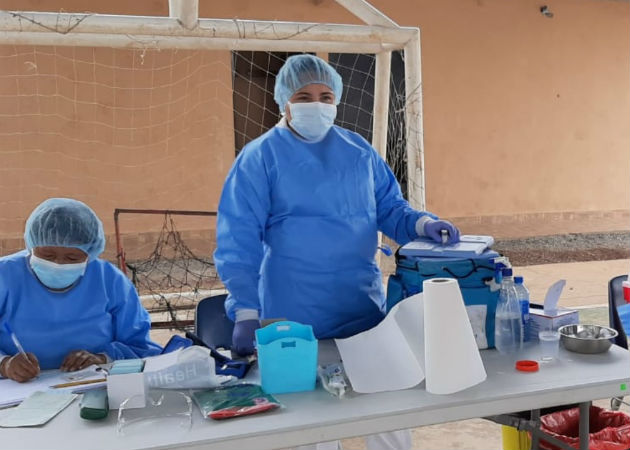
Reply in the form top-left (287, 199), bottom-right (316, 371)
top-left (608, 275), bottom-right (628, 349)
top-left (194, 294), bottom-right (234, 350)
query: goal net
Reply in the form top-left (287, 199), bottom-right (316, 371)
top-left (114, 209), bottom-right (222, 330)
top-left (0, 9), bottom-right (424, 330)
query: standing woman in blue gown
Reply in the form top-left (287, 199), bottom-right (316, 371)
top-left (214, 54), bottom-right (461, 450)
top-left (215, 54), bottom-right (460, 354)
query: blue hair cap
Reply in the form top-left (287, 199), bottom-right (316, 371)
top-left (24, 198), bottom-right (106, 261)
top-left (274, 54), bottom-right (343, 112)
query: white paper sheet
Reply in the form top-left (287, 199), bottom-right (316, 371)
top-left (335, 294), bottom-right (425, 393)
top-left (543, 279), bottom-right (566, 315)
top-left (0, 391), bottom-right (76, 427)
top-left (423, 278), bottom-right (487, 395)
top-left (0, 369), bottom-right (105, 408)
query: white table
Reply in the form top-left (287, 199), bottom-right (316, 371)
top-left (2, 344), bottom-right (628, 450)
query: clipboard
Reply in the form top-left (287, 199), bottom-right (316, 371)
top-left (399, 235), bottom-right (495, 258)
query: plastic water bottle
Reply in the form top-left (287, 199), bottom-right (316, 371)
top-left (494, 268), bottom-right (524, 354)
top-left (514, 276), bottom-right (530, 342)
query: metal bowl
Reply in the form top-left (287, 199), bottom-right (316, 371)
top-left (558, 324), bottom-right (618, 354)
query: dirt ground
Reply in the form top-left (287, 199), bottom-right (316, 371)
top-left (493, 231), bottom-right (630, 266)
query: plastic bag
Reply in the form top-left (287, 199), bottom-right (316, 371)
top-left (144, 346), bottom-right (233, 389)
top-left (539, 405), bottom-right (630, 450)
top-left (192, 383), bottom-right (281, 420)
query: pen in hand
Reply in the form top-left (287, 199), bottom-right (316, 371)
top-left (2, 322), bottom-right (40, 381)
top-left (4, 323), bottom-right (28, 359)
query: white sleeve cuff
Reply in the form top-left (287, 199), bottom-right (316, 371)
top-left (415, 216), bottom-right (435, 237)
top-left (235, 309), bottom-right (260, 322)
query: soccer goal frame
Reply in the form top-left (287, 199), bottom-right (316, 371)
top-left (0, 0), bottom-right (427, 209)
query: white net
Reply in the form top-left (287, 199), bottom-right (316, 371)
top-left (232, 51), bottom-right (410, 189)
top-left (0, 44), bottom-right (231, 250)
top-left (0, 44), bottom-right (411, 329)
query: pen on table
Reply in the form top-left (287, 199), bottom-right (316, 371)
top-left (440, 229), bottom-right (449, 245)
top-left (51, 378), bottom-right (107, 389)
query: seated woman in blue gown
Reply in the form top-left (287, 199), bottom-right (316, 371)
top-left (0, 198), bottom-right (162, 382)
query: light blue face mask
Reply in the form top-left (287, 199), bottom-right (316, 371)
top-left (288, 102), bottom-right (337, 142)
top-left (29, 254), bottom-right (87, 290)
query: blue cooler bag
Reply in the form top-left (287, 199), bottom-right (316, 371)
top-left (255, 321), bottom-right (318, 394)
top-left (386, 249), bottom-right (500, 348)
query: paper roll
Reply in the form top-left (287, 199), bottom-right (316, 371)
top-left (423, 278), bottom-right (487, 394)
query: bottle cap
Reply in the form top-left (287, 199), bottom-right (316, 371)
top-left (514, 276), bottom-right (523, 284)
top-left (495, 270), bottom-right (503, 283)
top-left (515, 360), bottom-right (539, 372)
top-left (502, 268), bottom-right (513, 277)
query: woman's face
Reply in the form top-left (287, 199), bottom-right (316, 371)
top-left (33, 246), bottom-right (88, 264)
top-left (285, 83), bottom-right (335, 120)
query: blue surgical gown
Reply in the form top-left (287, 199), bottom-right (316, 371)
top-left (214, 125), bottom-right (435, 339)
top-left (0, 251), bottom-right (162, 369)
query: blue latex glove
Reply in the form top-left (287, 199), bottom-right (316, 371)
top-left (232, 319), bottom-right (260, 356)
top-left (424, 220), bottom-right (461, 245)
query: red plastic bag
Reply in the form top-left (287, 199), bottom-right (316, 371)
top-left (539, 405), bottom-right (630, 450)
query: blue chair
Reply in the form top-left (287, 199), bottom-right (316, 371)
top-left (607, 275), bottom-right (628, 350)
top-left (608, 275), bottom-right (629, 410)
top-left (194, 294), bottom-right (234, 350)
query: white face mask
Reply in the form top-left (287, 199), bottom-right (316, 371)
top-left (29, 254), bottom-right (87, 290)
top-left (288, 102), bottom-right (337, 142)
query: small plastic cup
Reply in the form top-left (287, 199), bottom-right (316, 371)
top-left (538, 330), bottom-right (561, 361)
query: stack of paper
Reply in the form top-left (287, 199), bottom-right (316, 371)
top-left (0, 366), bottom-right (106, 408)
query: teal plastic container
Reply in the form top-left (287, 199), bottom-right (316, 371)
top-left (255, 321), bottom-right (318, 394)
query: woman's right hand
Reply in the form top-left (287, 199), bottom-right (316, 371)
top-left (232, 319), bottom-right (260, 356)
top-left (0, 353), bottom-right (40, 382)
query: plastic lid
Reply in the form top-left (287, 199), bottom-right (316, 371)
top-left (515, 360), bottom-right (539, 372)
top-left (502, 268), bottom-right (513, 277)
top-left (514, 276), bottom-right (523, 284)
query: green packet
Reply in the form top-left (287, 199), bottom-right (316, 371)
top-left (192, 383), bottom-right (281, 420)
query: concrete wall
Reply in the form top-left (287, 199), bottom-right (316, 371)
top-left (0, 0), bottom-right (628, 259)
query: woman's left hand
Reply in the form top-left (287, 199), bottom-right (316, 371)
top-left (60, 350), bottom-right (107, 371)
top-left (424, 219), bottom-right (461, 244)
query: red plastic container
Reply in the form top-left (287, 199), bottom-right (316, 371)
top-left (539, 405), bottom-right (630, 450)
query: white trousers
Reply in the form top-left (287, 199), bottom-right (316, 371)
top-left (292, 429), bottom-right (412, 450)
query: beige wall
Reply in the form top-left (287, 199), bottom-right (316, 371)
top-left (0, 43), bottom-right (234, 257)
top-left (389, 0), bottom-right (630, 218)
top-left (0, 0), bottom-right (628, 258)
